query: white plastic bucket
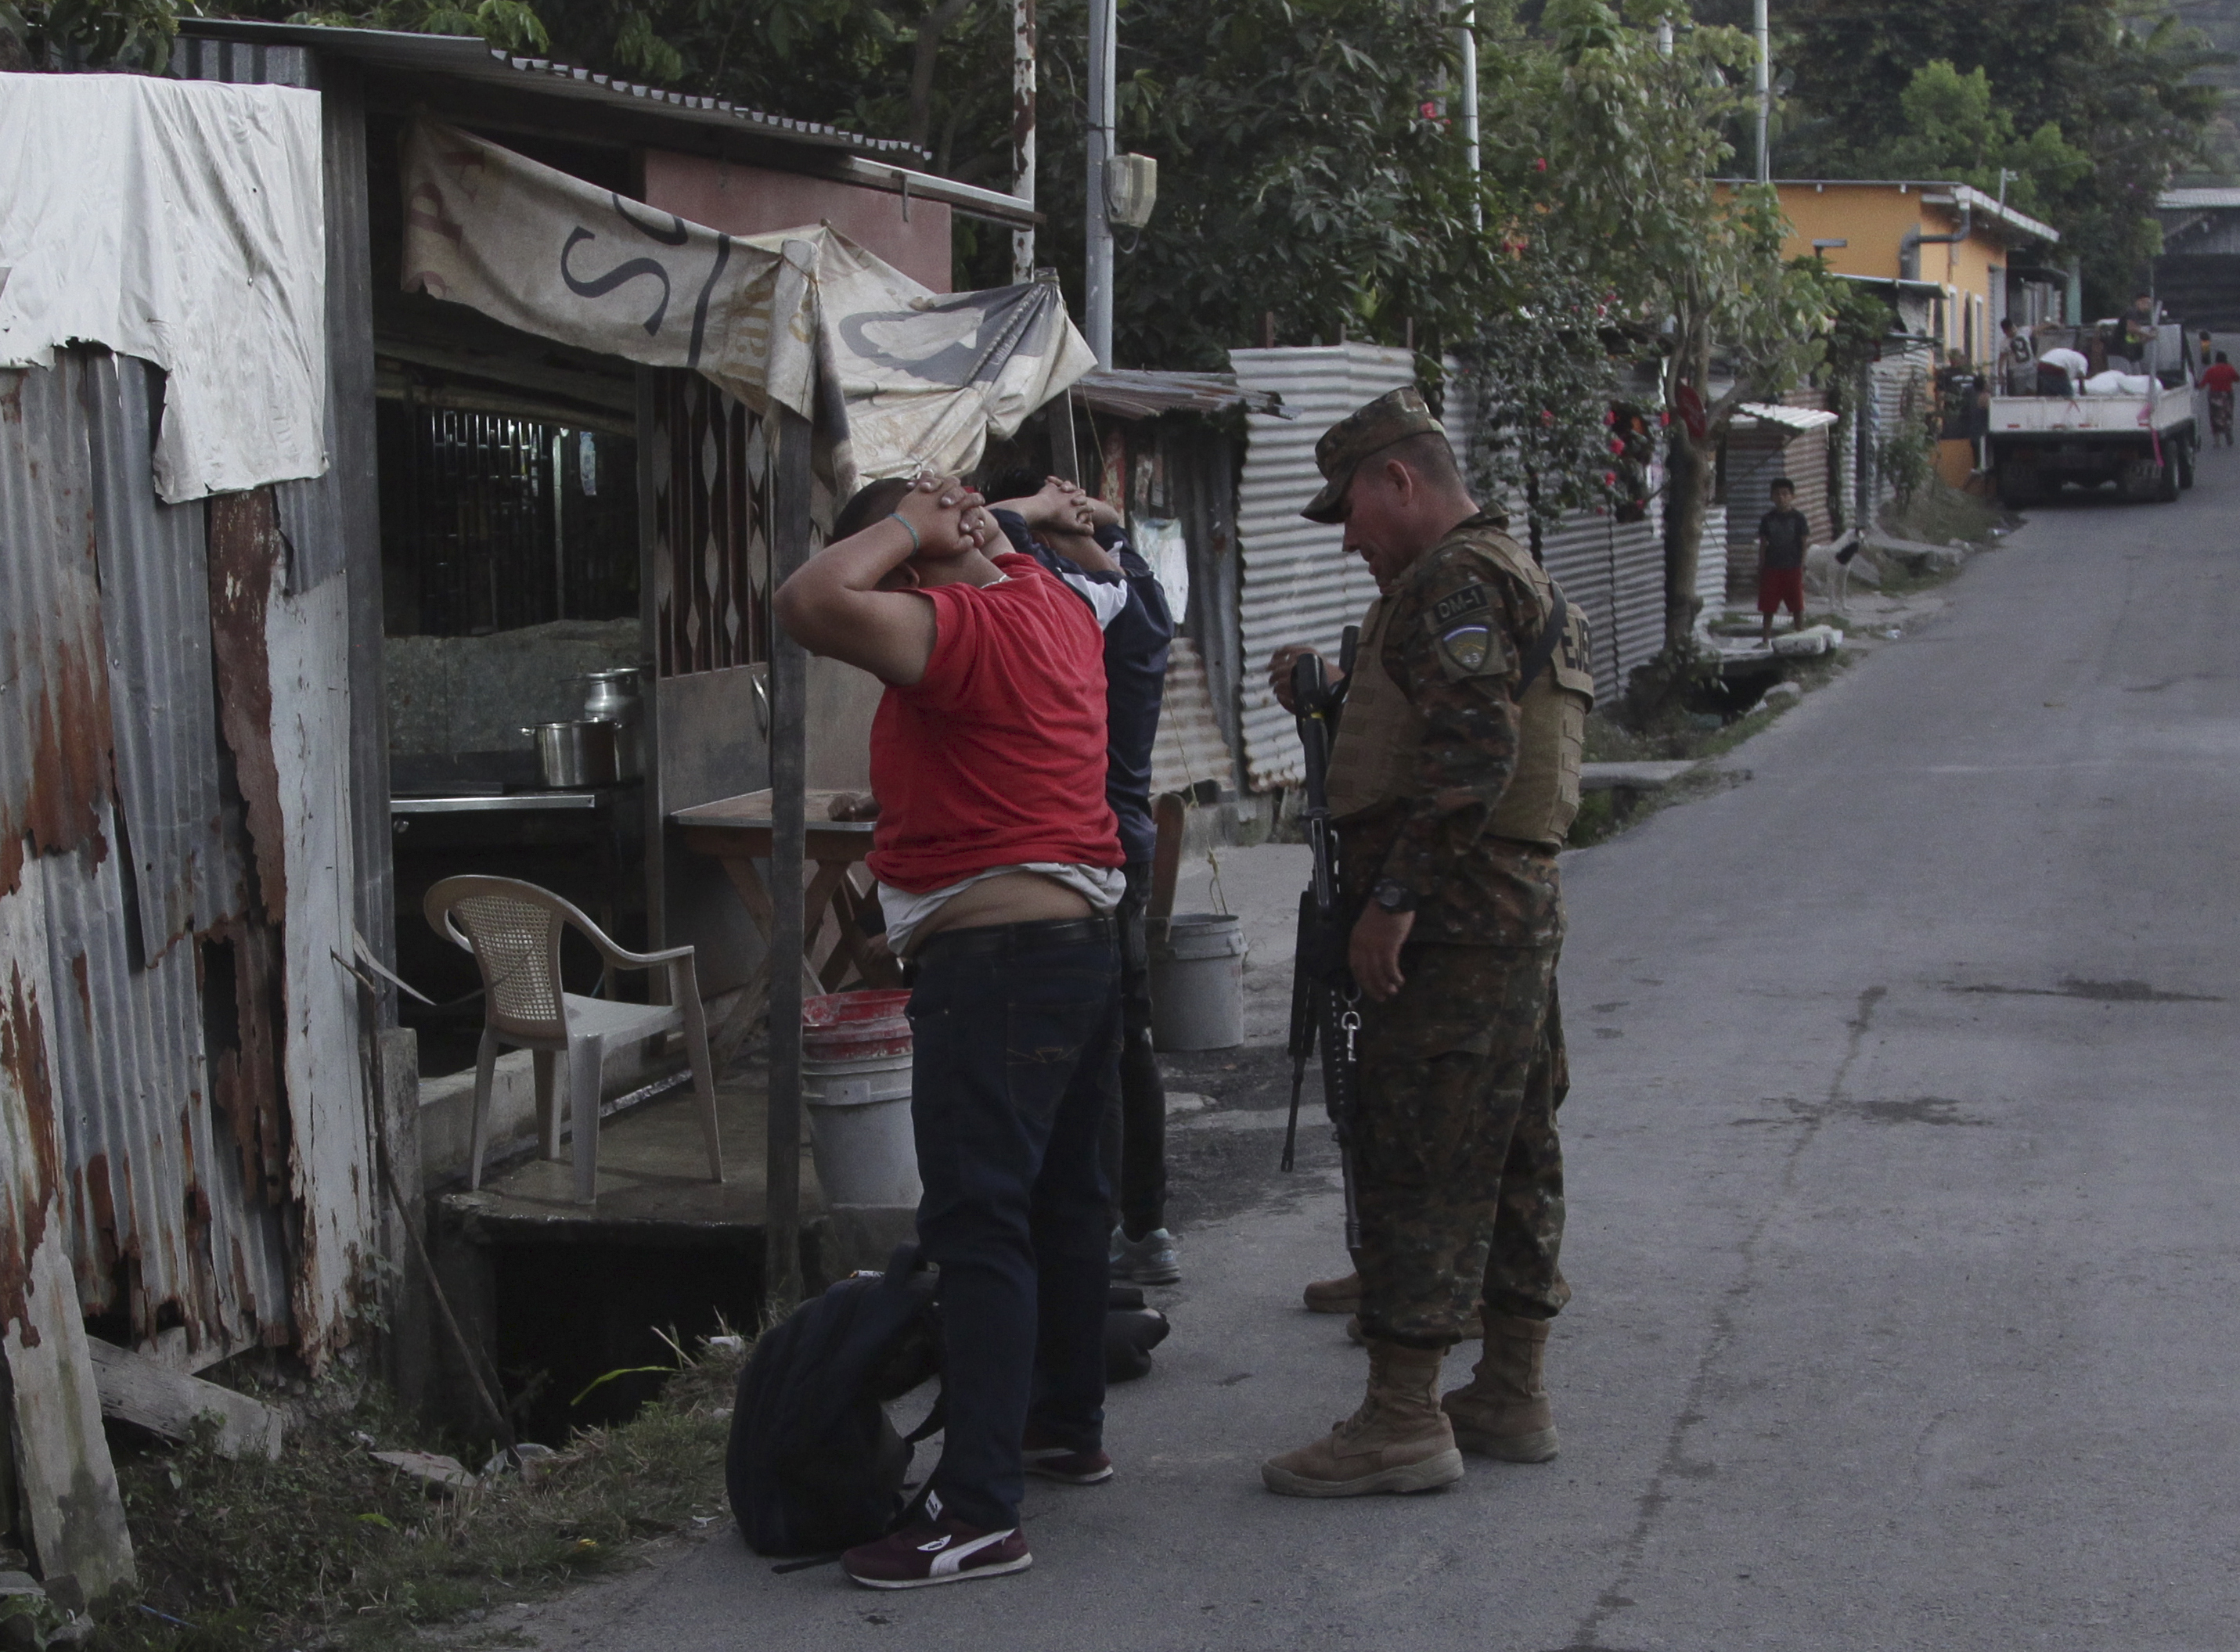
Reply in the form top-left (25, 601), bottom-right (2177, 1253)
top-left (802, 1050), bottom-right (920, 1208)
top-left (1148, 912), bottom-right (1248, 1051)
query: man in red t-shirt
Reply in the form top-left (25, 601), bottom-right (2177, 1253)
top-left (774, 473), bottom-right (1123, 1590)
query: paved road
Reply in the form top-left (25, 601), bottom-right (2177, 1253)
top-left (525, 466), bottom-right (2240, 1650)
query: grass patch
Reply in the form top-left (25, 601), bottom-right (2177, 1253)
top-left (1880, 477), bottom-right (2007, 549)
top-left (91, 1338), bottom-right (747, 1652)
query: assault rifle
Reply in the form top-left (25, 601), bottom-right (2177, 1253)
top-left (1280, 633), bottom-right (1363, 1252)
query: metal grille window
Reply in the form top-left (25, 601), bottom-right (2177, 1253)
top-left (378, 402), bottom-right (639, 637)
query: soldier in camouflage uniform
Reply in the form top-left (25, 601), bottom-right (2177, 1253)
top-left (1260, 387), bottom-right (1594, 1499)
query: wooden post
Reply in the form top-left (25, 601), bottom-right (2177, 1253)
top-left (765, 398), bottom-right (813, 1316)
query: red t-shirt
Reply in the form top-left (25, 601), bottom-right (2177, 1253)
top-left (866, 552), bottom-right (1122, 892)
top-left (2204, 362), bottom-right (2240, 394)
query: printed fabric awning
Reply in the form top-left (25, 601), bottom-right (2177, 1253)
top-left (401, 121), bottom-right (1094, 491)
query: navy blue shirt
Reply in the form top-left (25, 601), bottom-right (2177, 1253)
top-left (991, 509), bottom-right (1174, 862)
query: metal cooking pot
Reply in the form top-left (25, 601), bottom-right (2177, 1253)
top-left (576, 667), bottom-right (644, 779)
top-left (524, 719), bottom-right (621, 788)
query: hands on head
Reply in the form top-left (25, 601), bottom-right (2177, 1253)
top-left (990, 475), bottom-right (1120, 536)
top-left (891, 473), bottom-right (994, 563)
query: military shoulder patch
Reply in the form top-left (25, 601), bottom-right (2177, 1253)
top-left (1435, 621), bottom-right (1497, 678)
top-left (1430, 583), bottom-right (1490, 627)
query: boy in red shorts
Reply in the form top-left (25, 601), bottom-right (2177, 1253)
top-left (1756, 477), bottom-right (1810, 642)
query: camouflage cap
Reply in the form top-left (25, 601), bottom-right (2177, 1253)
top-left (1302, 386), bottom-right (1447, 524)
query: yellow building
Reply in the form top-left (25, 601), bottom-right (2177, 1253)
top-left (1761, 180), bottom-right (2062, 367)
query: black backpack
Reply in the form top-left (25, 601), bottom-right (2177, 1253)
top-left (726, 1245), bottom-right (944, 1558)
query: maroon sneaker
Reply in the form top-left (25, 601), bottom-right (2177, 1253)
top-left (1022, 1422), bottom-right (1114, 1485)
top-left (841, 1514), bottom-right (1032, 1589)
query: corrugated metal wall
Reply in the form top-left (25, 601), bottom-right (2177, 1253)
top-left (1696, 505), bottom-right (1729, 614)
top-left (1, 349), bottom-right (372, 1371)
top-left (1866, 344), bottom-right (1936, 522)
top-left (1537, 513), bottom-right (1665, 705)
top-left (1226, 345), bottom-right (1415, 790)
top-left (1147, 637), bottom-right (1240, 798)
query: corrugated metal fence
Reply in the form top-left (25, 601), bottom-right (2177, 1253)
top-left (1538, 513), bottom-right (1665, 706)
top-left (1226, 345), bottom-right (1416, 790)
top-left (1, 348), bottom-right (373, 1373)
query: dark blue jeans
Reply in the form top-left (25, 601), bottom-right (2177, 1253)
top-left (909, 920), bottom-right (1121, 1531)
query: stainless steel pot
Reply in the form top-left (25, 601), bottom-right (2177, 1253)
top-left (524, 719), bottom-right (621, 788)
top-left (577, 668), bottom-right (644, 778)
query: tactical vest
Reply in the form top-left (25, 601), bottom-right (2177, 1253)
top-left (1324, 529), bottom-right (1596, 851)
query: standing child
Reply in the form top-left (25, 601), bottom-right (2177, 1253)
top-left (1756, 477), bottom-right (1810, 644)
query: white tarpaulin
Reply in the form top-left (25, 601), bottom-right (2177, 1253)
top-left (0, 74), bottom-right (328, 503)
top-left (401, 121), bottom-right (1093, 487)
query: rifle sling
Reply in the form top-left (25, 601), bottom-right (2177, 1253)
top-left (1514, 585), bottom-right (1568, 700)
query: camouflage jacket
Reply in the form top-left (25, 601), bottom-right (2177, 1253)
top-left (1338, 513), bottom-right (1565, 948)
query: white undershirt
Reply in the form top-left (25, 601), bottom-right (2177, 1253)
top-left (879, 864), bottom-right (1125, 957)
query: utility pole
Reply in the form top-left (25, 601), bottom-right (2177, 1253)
top-left (1010, 0), bottom-right (1035, 283)
top-left (1753, 0), bottom-right (1770, 185)
top-left (1459, 5), bottom-right (1480, 230)
top-left (1085, 0), bottom-right (1115, 365)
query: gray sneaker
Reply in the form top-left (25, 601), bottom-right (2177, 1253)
top-left (1110, 1226), bottom-right (1180, 1286)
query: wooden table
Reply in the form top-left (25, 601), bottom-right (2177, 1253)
top-left (672, 790), bottom-right (902, 1053)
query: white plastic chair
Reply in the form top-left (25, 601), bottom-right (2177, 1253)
top-left (425, 875), bottom-right (722, 1205)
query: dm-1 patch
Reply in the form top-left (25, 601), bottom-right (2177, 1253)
top-left (1432, 584), bottom-right (1490, 626)
top-left (1436, 622), bottom-right (1495, 675)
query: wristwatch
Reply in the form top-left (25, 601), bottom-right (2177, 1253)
top-left (1371, 879), bottom-right (1417, 914)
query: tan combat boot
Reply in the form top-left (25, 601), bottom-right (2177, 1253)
top-left (1302, 1270), bottom-right (1360, 1313)
top-left (1440, 1312), bottom-right (1559, 1463)
top-left (1261, 1340), bottom-right (1466, 1497)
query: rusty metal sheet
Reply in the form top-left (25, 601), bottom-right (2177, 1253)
top-left (34, 808), bottom-right (290, 1361)
top-left (0, 360), bottom-right (113, 894)
top-left (81, 354), bottom-right (246, 958)
top-left (0, 876), bottom-right (63, 1341)
top-left (207, 489), bottom-right (373, 1368)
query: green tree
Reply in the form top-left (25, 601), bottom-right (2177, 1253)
top-left (1453, 248), bottom-right (1637, 560)
top-left (1774, 1), bottom-right (2224, 309)
top-left (2, 0), bottom-right (179, 69)
top-left (1026, 0), bottom-right (1504, 367)
top-left (1873, 59), bottom-right (2091, 218)
top-left (1532, 0), bottom-right (1835, 646)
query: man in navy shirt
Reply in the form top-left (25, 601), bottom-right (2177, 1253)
top-left (989, 472), bottom-right (1180, 1284)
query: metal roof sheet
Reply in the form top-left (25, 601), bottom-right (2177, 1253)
top-left (1735, 401), bottom-right (1841, 432)
top-left (1071, 369), bottom-right (1284, 422)
top-left (1752, 178), bottom-right (2059, 245)
top-left (176, 19), bottom-right (920, 157)
top-left (2159, 188), bottom-right (2240, 211)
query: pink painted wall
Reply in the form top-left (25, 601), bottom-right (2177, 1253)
top-left (641, 151), bottom-right (953, 293)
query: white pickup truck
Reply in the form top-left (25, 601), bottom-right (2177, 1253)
top-left (1986, 322), bottom-right (2205, 506)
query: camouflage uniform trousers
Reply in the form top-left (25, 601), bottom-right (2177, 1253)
top-left (1350, 939), bottom-right (1571, 1348)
